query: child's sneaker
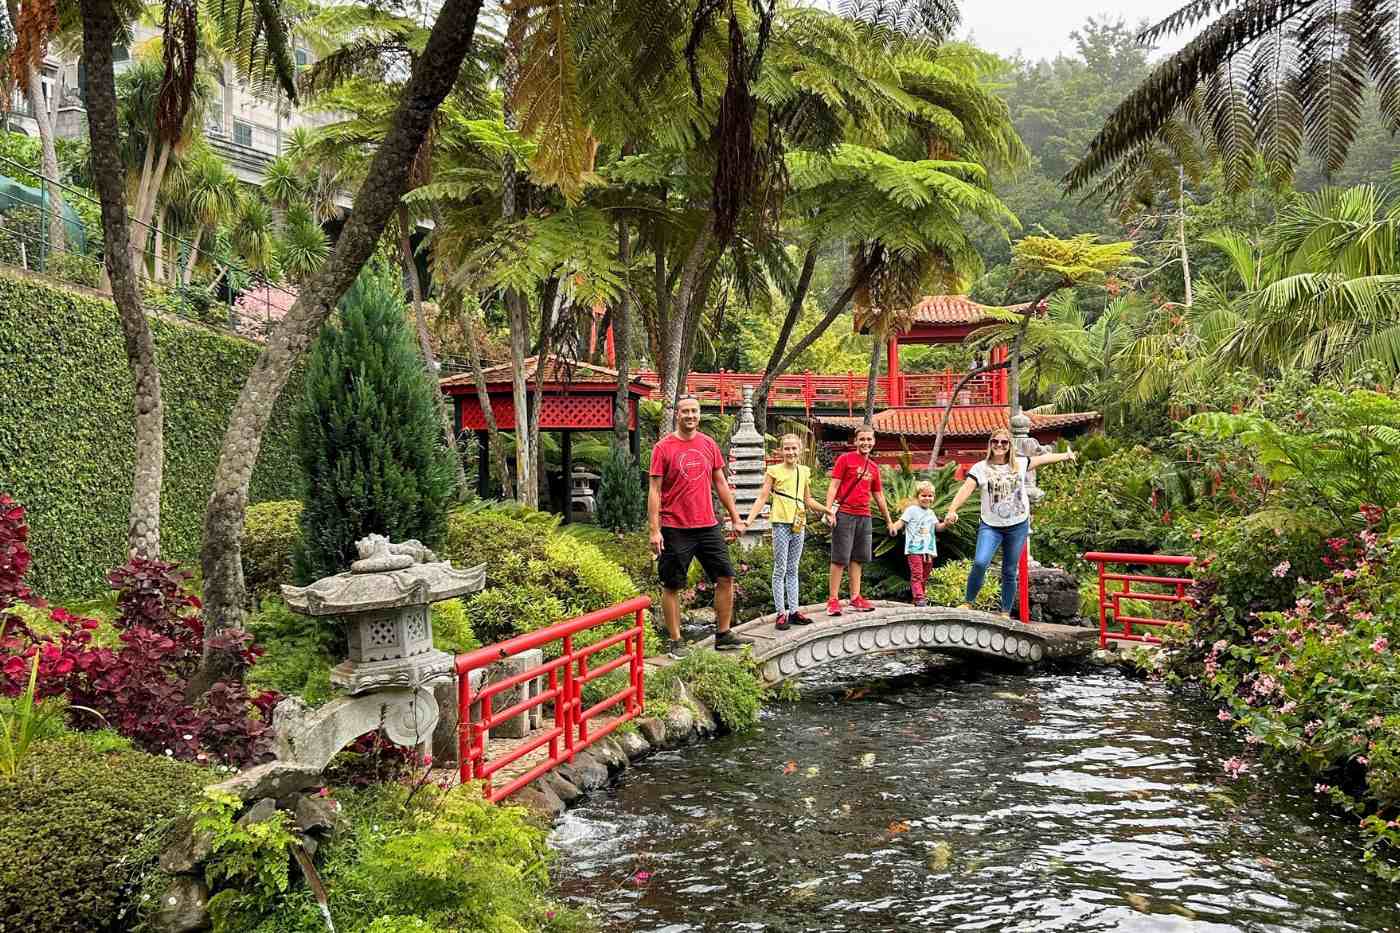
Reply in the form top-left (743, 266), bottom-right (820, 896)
top-left (774, 612), bottom-right (791, 631)
top-left (914, 598), bottom-right (929, 608)
top-left (790, 609), bottom-right (816, 625)
top-left (849, 596), bottom-right (877, 612)
top-left (826, 598), bottom-right (843, 616)
top-left (664, 638), bottom-right (688, 660)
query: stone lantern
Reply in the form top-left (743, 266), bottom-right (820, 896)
top-left (729, 385), bottom-right (768, 550)
top-left (272, 535), bottom-right (485, 769)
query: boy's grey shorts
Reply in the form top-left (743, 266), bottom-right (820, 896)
top-left (830, 512), bottom-right (872, 565)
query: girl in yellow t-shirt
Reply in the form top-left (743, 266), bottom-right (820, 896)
top-left (743, 434), bottom-right (834, 630)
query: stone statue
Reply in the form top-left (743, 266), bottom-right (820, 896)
top-left (351, 534), bottom-right (436, 573)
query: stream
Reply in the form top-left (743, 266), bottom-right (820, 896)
top-left (550, 654), bottom-right (1400, 932)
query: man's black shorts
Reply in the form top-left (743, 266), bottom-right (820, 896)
top-left (658, 524), bottom-right (735, 590)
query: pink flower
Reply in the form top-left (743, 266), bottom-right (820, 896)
top-left (1372, 637), bottom-right (1389, 654)
top-left (1367, 716), bottom-right (1384, 729)
top-left (1315, 783), bottom-right (1330, 794)
top-left (1218, 709), bottom-right (1232, 722)
top-left (1279, 701), bottom-right (1298, 715)
top-left (1357, 756), bottom-right (1369, 766)
top-left (1271, 560), bottom-right (1291, 578)
top-left (1223, 756), bottom-right (1248, 779)
top-left (1304, 719), bottom-right (1323, 737)
top-left (632, 870), bottom-right (652, 886)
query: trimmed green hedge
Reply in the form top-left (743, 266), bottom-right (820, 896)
top-left (0, 270), bottom-right (302, 598)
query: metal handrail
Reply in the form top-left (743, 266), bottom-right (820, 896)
top-left (455, 595), bottom-right (650, 802)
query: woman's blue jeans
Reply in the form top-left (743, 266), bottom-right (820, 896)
top-left (965, 520), bottom-right (1030, 612)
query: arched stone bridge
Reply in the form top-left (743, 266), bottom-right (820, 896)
top-left (684, 601), bottom-right (1098, 684)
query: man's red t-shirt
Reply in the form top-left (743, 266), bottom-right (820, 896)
top-left (649, 431), bottom-right (725, 528)
top-left (830, 451), bottom-right (882, 516)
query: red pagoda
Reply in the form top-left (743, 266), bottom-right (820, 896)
top-left (814, 295), bottom-right (1100, 473)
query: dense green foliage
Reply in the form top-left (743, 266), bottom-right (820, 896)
top-left (0, 734), bottom-right (211, 932)
top-left (242, 500), bottom-right (303, 598)
top-left (212, 782), bottom-right (588, 932)
top-left (594, 448), bottom-right (646, 533)
top-left (1189, 525), bottom-right (1400, 879)
top-left (294, 268), bottom-right (456, 583)
top-left (657, 649), bottom-right (766, 734)
top-left (0, 271), bottom-right (302, 598)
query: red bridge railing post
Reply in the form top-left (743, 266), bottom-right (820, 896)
top-left (1083, 552), bottom-right (1195, 649)
top-left (455, 595), bottom-right (651, 803)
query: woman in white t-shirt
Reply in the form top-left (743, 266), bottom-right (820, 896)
top-left (943, 427), bottom-right (1076, 616)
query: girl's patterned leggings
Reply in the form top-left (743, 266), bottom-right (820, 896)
top-left (770, 522), bottom-right (805, 613)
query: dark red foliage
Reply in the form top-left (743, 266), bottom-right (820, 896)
top-left (0, 525), bottom-right (279, 767)
top-left (107, 556), bottom-right (203, 637)
top-left (0, 493), bottom-right (43, 622)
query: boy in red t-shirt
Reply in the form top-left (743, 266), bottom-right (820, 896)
top-left (822, 425), bottom-right (894, 615)
top-left (648, 396), bottom-right (750, 657)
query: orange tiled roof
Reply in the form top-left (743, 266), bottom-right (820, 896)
top-left (817, 406), bottom-right (1100, 438)
top-left (440, 354), bottom-right (655, 390)
top-left (855, 295), bottom-right (1036, 334)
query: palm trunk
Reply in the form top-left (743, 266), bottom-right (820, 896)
top-left (182, 226), bottom-right (203, 284)
top-left (528, 288), bottom-right (564, 507)
top-left (658, 225), bottom-right (712, 434)
top-left (501, 11), bottom-right (535, 507)
top-left (198, 0), bottom-right (488, 637)
top-left (25, 63), bottom-right (66, 255)
top-left (153, 209), bottom-right (165, 281)
top-left (79, 0), bottom-right (163, 559)
top-left (864, 331), bottom-right (881, 421)
top-left (456, 296), bottom-right (513, 499)
top-left (131, 140), bottom-right (171, 275)
top-left (753, 244), bottom-right (816, 435)
top-left (612, 217), bottom-right (631, 450)
top-left (754, 248), bottom-right (881, 420)
top-left (400, 220), bottom-right (468, 499)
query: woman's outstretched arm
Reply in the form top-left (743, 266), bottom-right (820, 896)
top-left (1028, 449), bottom-right (1077, 470)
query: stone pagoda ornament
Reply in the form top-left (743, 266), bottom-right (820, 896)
top-left (729, 385), bottom-right (768, 550)
top-left (271, 535), bottom-right (485, 770)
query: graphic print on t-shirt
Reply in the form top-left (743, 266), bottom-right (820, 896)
top-left (676, 448), bottom-right (711, 481)
top-left (984, 463), bottom-right (1027, 522)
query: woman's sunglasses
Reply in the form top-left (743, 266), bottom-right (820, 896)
top-left (991, 440), bottom-right (1011, 447)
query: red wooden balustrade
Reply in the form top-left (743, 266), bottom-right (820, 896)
top-left (632, 369), bottom-right (1004, 414)
top-left (1082, 552), bottom-right (1196, 648)
top-left (455, 595), bottom-right (650, 802)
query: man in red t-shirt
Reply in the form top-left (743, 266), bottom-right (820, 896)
top-left (822, 424), bottom-right (894, 615)
top-left (648, 395), bottom-right (749, 658)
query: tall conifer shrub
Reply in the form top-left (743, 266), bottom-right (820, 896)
top-left (294, 266), bottom-right (455, 582)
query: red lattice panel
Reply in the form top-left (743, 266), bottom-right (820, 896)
top-left (458, 394), bottom-right (619, 431)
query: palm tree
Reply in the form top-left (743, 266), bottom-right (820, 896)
top-left (167, 145), bottom-right (240, 284)
top-left (1214, 181), bottom-right (1400, 381)
top-left (4, 0), bottom-right (71, 252)
top-left (199, 0), bottom-right (491, 636)
top-left (1066, 1), bottom-right (1400, 197)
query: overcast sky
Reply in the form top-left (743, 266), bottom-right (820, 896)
top-left (810, 1), bottom-right (1193, 63)
top-left (956, 1), bottom-right (1188, 61)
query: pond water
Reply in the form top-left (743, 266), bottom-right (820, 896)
top-left (550, 655), bottom-right (1400, 932)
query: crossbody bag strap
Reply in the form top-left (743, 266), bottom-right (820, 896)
top-left (832, 457), bottom-right (870, 513)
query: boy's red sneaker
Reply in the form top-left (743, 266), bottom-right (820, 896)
top-left (826, 598), bottom-right (843, 616)
top-left (774, 612), bottom-right (791, 631)
top-left (849, 596), bottom-right (877, 612)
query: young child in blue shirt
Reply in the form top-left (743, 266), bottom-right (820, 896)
top-left (889, 481), bottom-right (947, 607)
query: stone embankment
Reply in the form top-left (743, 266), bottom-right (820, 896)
top-left (512, 681), bottom-right (723, 820)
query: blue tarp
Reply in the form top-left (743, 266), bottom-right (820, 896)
top-left (0, 172), bottom-right (87, 252)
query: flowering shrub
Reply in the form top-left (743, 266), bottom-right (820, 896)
top-left (0, 504), bottom-right (278, 767)
top-left (1205, 522), bottom-right (1400, 877)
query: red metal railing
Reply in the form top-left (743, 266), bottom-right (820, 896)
top-left (1082, 552), bottom-right (1196, 648)
top-left (633, 369), bottom-right (1003, 415)
top-left (455, 595), bottom-right (650, 802)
